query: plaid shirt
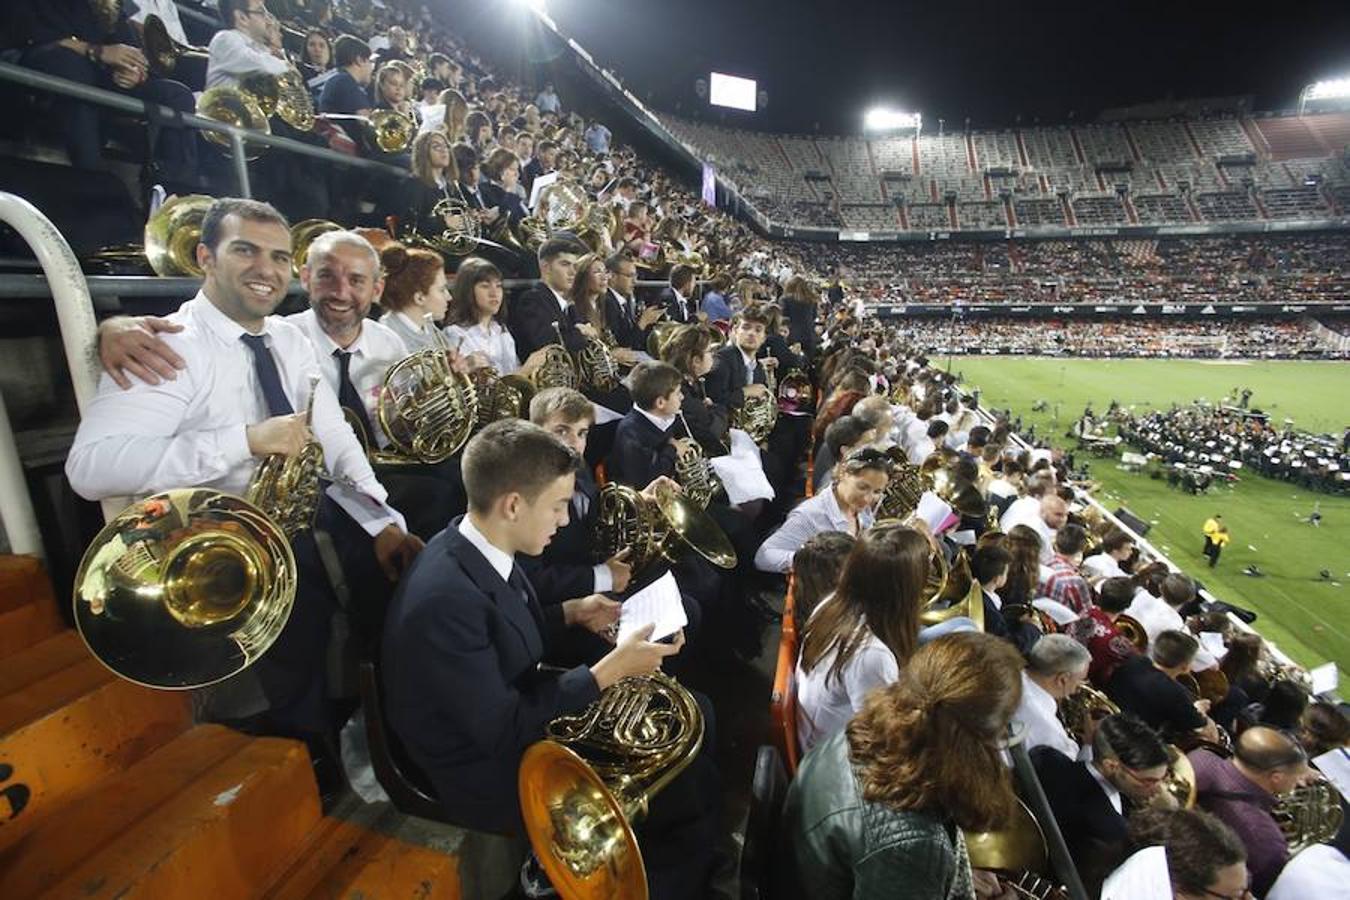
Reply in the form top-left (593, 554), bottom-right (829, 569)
top-left (1044, 554), bottom-right (1093, 613)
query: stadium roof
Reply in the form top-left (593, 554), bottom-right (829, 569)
top-left (515, 0), bottom-right (1350, 134)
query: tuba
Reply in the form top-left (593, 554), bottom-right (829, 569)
top-left (144, 194), bottom-right (214, 277)
top-left (1274, 776), bottom-right (1345, 854)
top-left (673, 411), bottom-right (723, 510)
top-left (245, 375), bottom-right (327, 538)
top-left (519, 670), bottom-right (704, 900)
top-left (592, 482), bottom-right (735, 578)
top-left (73, 489), bottom-right (296, 690)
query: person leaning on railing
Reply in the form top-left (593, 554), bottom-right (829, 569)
top-left (15, 0), bottom-right (198, 194)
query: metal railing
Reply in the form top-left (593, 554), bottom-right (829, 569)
top-left (0, 60), bottom-right (408, 198)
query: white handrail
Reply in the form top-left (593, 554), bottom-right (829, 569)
top-left (0, 192), bottom-right (119, 537)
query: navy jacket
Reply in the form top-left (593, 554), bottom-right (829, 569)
top-left (608, 408), bottom-right (679, 488)
top-left (380, 520), bottom-right (600, 834)
top-left (507, 282), bottom-right (586, 361)
top-left (519, 467), bottom-right (601, 607)
top-left (705, 343), bottom-right (765, 411)
top-left (1032, 746), bottom-right (1130, 893)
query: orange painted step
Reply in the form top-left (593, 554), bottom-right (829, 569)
top-left (0, 633), bottom-right (190, 853)
top-left (0, 725), bottom-right (321, 899)
top-left (0, 556), bottom-right (63, 661)
top-left (264, 815), bottom-right (462, 900)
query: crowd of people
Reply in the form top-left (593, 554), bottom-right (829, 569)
top-left (1120, 403), bottom-right (1350, 494)
top-left (7, 1), bottom-right (1347, 898)
top-left (789, 235), bottom-right (1350, 308)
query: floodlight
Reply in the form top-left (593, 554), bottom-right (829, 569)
top-left (864, 107), bottom-right (921, 132)
top-left (1306, 78), bottom-right (1350, 101)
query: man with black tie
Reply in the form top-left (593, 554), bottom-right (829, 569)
top-left (1033, 712), bottom-right (1171, 894)
top-left (381, 420), bottom-right (720, 897)
top-left (507, 236), bottom-right (589, 360)
top-left (660, 264), bottom-right (697, 324)
top-left (66, 198), bottom-right (422, 789)
top-left (605, 251), bottom-right (665, 352)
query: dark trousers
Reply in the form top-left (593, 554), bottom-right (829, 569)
top-left (21, 46), bottom-right (197, 186)
top-left (1203, 537), bottom-right (1221, 567)
top-left (253, 498), bottom-right (385, 737)
top-left (375, 458), bottom-right (459, 541)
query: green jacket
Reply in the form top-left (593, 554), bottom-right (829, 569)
top-left (779, 731), bottom-right (975, 900)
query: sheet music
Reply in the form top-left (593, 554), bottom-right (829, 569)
top-left (914, 491), bottom-right (958, 534)
top-left (1100, 846), bottom-right (1172, 900)
top-left (1314, 748), bottom-right (1350, 799)
top-left (527, 171), bottom-right (560, 212)
top-left (1310, 661), bottom-right (1339, 696)
top-left (617, 570), bottom-right (686, 643)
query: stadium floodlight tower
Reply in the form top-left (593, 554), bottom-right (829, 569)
top-left (1298, 77), bottom-right (1350, 115)
top-left (864, 107), bottom-right (922, 136)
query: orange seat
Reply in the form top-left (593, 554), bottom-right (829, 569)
top-left (769, 576), bottom-right (800, 774)
top-left (594, 462), bottom-right (608, 487)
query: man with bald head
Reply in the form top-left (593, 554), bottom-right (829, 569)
top-left (1190, 725), bottom-right (1311, 896)
top-left (1000, 473), bottom-right (1064, 560)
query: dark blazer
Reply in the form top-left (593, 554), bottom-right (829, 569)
top-left (481, 180), bottom-right (528, 227)
top-left (762, 332), bottom-right (804, 374)
top-left (608, 408), bottom-right (679, 488)
top-left (606, 288), bottom-right (646, 351)
top-left (1032, 747), bottom-right (1130, 893)
top-left (508, 282), bottom-right (586, 360)
top-left (660, 287), bottom-right (694, 324)
top-left (519, 467), bottom-right (601, 607)
top-left (380, 520), bottom-right (600, 834)
top-left (521, 158), bottom-right (547, 193)
top-left (705, 343), bottom-right (765, 411)
top-left (782, 295), bottom-right (819, 356)
top-left (400, 178), bottom-right (451, 240)
top-left (680, 377), bottom-right (730, 457)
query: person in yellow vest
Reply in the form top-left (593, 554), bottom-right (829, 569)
top-left (1202, 514), bottom-right (1230, 568)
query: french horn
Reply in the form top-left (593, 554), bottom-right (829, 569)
top-left (732, 360), bottom-right (778, 444)
top-left (141, 14), bottom-right (209, 77)
top-left (245, 374), bottom-right (327, 538)
top-left (1274, 775), bottom-right (1345, 854)
top-left (144, 194), bottom-right (214, 278)
top-left (290, 218), bottom-right (343, 278)
top-left (196, 86), bottom-right (271, 160)
top-left (673, 411), bottom-right (723, 510)
top-left (964, 799), bottom-right (1068, 900)
top-left (375, 346), bottom-right (479, 464)
top-left (592, 482), bottom-right (735, 578)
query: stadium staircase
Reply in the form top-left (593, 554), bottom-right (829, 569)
top-left (1253, 115), bottom-right (1339, 161)
top-left (1182, 122), bottom-right (1207, 158)
top-left (0, 555), bottom-right (461, 900)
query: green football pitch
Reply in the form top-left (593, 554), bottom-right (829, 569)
top-left (950, 357), bottom-right (1350, 674)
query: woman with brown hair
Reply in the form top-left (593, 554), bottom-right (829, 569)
top-left (377, 243), bottom-right (450, 351)
top-left (795, 523), bottom-right (976, 754)
top-left (566, 253), bottom-right (610, 338)
top-left (1001, 523), bottom-right (1044, 610)
top-left (401, 130), bottom-right (465, 242)
top-left (442, 257), bottom-right (549, 378)
top-left (783, 631), bottom-right (1025, 900)
top-left (660, 323), bottom-right (729, 456)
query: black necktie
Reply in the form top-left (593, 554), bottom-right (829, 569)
top-left (241, 333), bottom-right (294, 416)
top-left (334, 349), bottom-right (376, 444)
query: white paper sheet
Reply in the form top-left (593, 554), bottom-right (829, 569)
top-left (1310, 661), bottom-right (1339, 696)
top-left (1313, 748), bottom-right (1350, 799)
top-left (592, 403), bottom-right (624, 425)
top-left (709, 428), bottom-right (775, 504)
top-left (1101, 846), bottom-right (1172, 900)
top-left (527, 171), bottom-right (560, 212)
top-left (1033, 597), bottom-right (1081, 627)
top-left (914, 491), bottom-right (958, 534)
top-left (1198, 631), bottom-right (1227, 659)
top-left (618, 570), bottom-right (686, 643)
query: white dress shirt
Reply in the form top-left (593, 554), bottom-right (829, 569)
top-left (795, 593), bottom-right (899, 755)
top-left (1087, 762), bottom-right (1124, 815)
top-left (126, 0), bottom-right (188, 44)
top-left (755, 485), bottom-right (873, 573)
top-left (459, 514), bottom-right (515, 584)
top-left (444, 319), bottom-right (520, 374)
top-left (206, 29), bottom-right (289, 91)
top-left (1267, 844), bottom-right (1350, 900)
top-left (1001, 498), bottom-right (1056, 562)
top-left (637, 407), bottom-right (677, 434)
top-left (287, 308), bottom-right (409, 449)
top-left (1015, 671), bottom-right (1084, 760)
top-left (907, 436), bottom-right (935, 465)
top-left (67, 293), bottom-right (398, 536)
top-left (1124, 588), bottom-right (1185, 644)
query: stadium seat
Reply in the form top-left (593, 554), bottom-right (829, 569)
top-left (738, 745), bottom-right (790, 900)
top-left (769, 616), bottom-right (801, 775)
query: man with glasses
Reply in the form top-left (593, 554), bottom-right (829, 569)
top-left (206, 0), bottom-right (289, 90)
top-left (604, 251), bottom-right (664, 353)
top-left (1033, 712), bottom-right (1171, 894)
top-left (1015, 634), bottom-right (1093, 759)
top-left (1191, 726), bottom-right (1310, 897)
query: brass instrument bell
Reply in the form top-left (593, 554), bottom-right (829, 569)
top-left (142, 14), bottom-right (209, 77)
top-left (144, 194), bottom-right (214, 278)
top-left (196, 86), bottom-right (271, 159)
top-left (73, 489), bottom-right (296, 689)
top-left (593, 483), bottom-right (735, 577)
top-left (289, 218), bottom-right (344, 278)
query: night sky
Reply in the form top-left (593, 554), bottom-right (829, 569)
top-left (513, 0), bottom-right (1350, 134)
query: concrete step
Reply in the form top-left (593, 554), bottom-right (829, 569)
top-left (0, 724), bottom-right (320, 899)
top-left (0, 556), bottom-right (64, 661)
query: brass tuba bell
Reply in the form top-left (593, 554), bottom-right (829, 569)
top-left (73, 489), bottom-right (296, 689)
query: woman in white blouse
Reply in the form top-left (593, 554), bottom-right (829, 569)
top-left (442, 256), bottom-right (548, 377)
top-left (377, 244), bottom-right (451, 351)
top-left (795, 523), bottom-right (928, 754)
top-left (754, 447), bottom-right (891, 573)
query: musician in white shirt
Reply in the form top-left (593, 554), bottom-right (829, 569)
top-left (1015, 634), bottom-right (1093, 760)
top-left (443, 257), bottom-right (551, 378)
top-left (68, 198), bottom-right (422, 745)
top-left (1082, 530), bottom-right (1135, 582)
top-left (205, 0), bottom-right (290, 91)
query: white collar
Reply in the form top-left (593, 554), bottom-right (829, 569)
top-left (192, 290), bottom-right (276, 344)
top-left (396, 310), bottom-right (432, 334)
top-left (1087, 762), bottom-right (1124, 814)
top-left (299, 307), bottom-right (367, 356)
top-left (740, 348), bottom-right (757, 369)
top-left (459, 514), bottom-right (515, 583)
top-left (549, 287), bottom-right (569, 312)
top-left (1021, 672), bottom-right (1058, 717)
top-left (637, 406), bottom-right (676, 433)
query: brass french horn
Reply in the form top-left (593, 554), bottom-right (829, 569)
top-left (376, 343), bottom-right (479, 464)
top-left (144, 194), bottom-right (214, 277)
top-left (1113, 613), bottom-right (1149, 652)
top-left (732, 359), bottom-right (778, 444)
top-left (289, 218), bottom-right (344, 277)
top-left (196, 86), bottom-right (271, 160)
top-left (73, 489), bottom-right (296, 690)
top-left (673, 411), bottom-right (723, 510)
top-left (1274, 776), bottom-right (1345, 854)
top-left (592, 482), bottom-right (735, 577)
top-left (964, 799), bottom-right (1068, 900)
